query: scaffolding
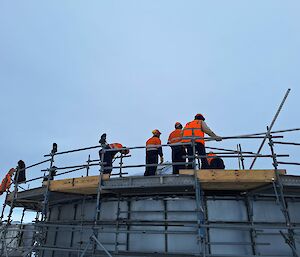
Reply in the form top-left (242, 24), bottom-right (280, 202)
top-left (0, 126), bottom-right (299, 256)
top-left (1, 90), bottom-right (300, 257)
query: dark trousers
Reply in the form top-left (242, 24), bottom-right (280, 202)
top-left (185, 143), bottom-right (209, 169)
top-left (99, 149), bottom-right (117, 174)
top-left (210, 158), bottom-right (225, 169)
top-left (144, 150), bottom-right (158, 176)
top-left (171, 146), bottom-right (186, 174)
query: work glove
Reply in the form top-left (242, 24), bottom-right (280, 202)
top-left (160, 156), bottom-right (164, 164)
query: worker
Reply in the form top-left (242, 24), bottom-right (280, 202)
top-left (98, 134), bottom-right (129, 175)
top-left (0, 168), bottom-right (15, 195)
top-left (207, 152), bottom-right (225, 169)
top-left (43, 166), bottom-right (57, 181)
top-left (182, 114), bottom-right (222, 169)
top-left (145, 129), bottom-right (164, 176)
top-left (15, 160), bottom-right (26, 183)
top-left (168, 122), bottom-right (186, 174)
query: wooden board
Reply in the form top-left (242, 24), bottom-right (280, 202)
top-left (47, 174), bottom-right (110, 195)
top-left (47, 170), bottom-right (286, 194)
top-left (179, 169), bottom-right (286, 190)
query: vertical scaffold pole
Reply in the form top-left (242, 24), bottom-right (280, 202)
top-left (191, 128), bottom-right (208, 256)
top-left (91, 145), bottom-right (106, 256)
top-left (41, 143), bottom-right (56, 221)
top-left (39, 143), bottom-right (56, 257)
top-left (237, 144), bottom-right (241, 170)
top-left (86, 154), bottom-right (91, 177)
top-left (267, 128), bottom-right (298, 256)
top-left (114, 194), bottom-right (121, 253)
top-left (119, 153), bottom-right (124, 178)
top-left (245, 196), bottom-right (257, 255)
top-left (17, 208), bottom-right (26, 247)
top-left (239, 144), bottom-right (245, 170)
top-left (95, 147), bottom-right (105, 221)
top-left (7, 165), bottom-right (21, 224)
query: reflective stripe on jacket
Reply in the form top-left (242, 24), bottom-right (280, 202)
top-left (182, 120), bottom-right (205, 145)
top-left (168, 129), bottom-right (182, 144)
top-left (146, 137), bottom-right (162, 150)
top-left (146, 137), bottom-right (163, 157)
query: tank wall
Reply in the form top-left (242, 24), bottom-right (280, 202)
top-left (40, 196), bottom-right (300, 257)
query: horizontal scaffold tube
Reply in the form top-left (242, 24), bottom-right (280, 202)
top-left (40, 155), bottom-right (288, 172)
top-left (43, 133), bottom-right (288, 157)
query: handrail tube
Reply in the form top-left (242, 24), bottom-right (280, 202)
top-left (188, 154), bottom-right (289, 159)
top-left (87, 136), bottom-right (284, 154)
top-left (55, 166), bottom-right (87, 177)
top-left (41, 164), bottom-right (96, 172)
top-left (88, 151), bottom-right (266, 165)
top-left (14, 159), bottom-right (52, 175)
top-left (44, 135), bottom-right (284, 157)
top-left (89, 155), bottom-right (131, 163)
top-left (40, 153), bottom-right (289, 173)
top-left (44, 145), bottom-right (101, 157)
top-left (206, 146), bottom-right (256, 155)
top-left (24, 176), bottom-right (46, 184)
top-left (277, 161), bottom-right (300, 166)
top-left (41, 162), bottom-right (191, 172)
top-left (204, 135), bottom-right (283, 141)
top-left (228, 128), bottom-right (300, 138)
top-left (273, 141), bottom-right (300, 146)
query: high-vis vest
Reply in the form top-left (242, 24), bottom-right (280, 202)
top-left (168, 129), bottom-right (182, 144)
top-left (207, 153), bottom-right (216, 166)
top-left (146, 137), bottom-right (162, 151)
top-left (182, 120), bottom-right (205, 145)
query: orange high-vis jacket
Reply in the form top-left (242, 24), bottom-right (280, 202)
top-left (109, 143), bottom-right (123, 150)
top-left (146, 137), bottom-right (162, 150)
top-left (168, 129), bottom-right (182, 144)
top-left (0, 173), bottom-right (12, 195)
top-left (182, 120), bottom-right (205, 145)
top-left (207, 153), bottom-right (217, 166)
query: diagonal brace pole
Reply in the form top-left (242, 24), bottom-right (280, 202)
top-left (91, 235), bottom-right (113, 257)
top-left (249, 88), bottom-right (291, 169)
top-left (280, 231), bottom-right (299, 257)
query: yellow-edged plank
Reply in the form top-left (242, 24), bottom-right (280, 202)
top-left (179, 169), bottom-right (286, 190)
top-left (47, 174), bottom-right (110, 194)
top-left (47, 170), bottom-right (286, 194)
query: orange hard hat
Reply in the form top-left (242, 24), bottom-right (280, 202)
top-left (195, 113), bottom-right (205, 121)
top-left (152, 129), bottom-right (162, 136)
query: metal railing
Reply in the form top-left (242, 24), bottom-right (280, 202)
top-left (0, 129), bottom-right (299, 257)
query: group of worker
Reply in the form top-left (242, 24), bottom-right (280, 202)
top-left (99, 113), bottom-right (225, 176)
top-left (0, 113), bottom-right (225, 196)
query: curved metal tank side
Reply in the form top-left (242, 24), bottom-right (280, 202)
top-left (40, 196), bottom-right (300, 257)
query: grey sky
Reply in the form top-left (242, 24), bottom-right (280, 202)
top-left (0, 1), bottom-right (299, 221)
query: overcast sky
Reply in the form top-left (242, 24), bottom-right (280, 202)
top-left (0, 1), bottom-right (299, 221)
